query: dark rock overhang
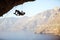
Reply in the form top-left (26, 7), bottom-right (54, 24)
top-left (0, 0), bottom-right (35, 16)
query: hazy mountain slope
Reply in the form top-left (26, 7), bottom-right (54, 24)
top-left (22, 8), bottom-right (59, 32)
top-left (8, 17), bottom-right (29, 32)
top-left (34, 7), bottom-right (60, 36)
top-left (0, 17), bottom-right (29, 32)
top-left (0, 17), bottom-right (19, 31)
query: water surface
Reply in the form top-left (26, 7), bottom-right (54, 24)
top-left (0, 31), bottom-right (60, 40)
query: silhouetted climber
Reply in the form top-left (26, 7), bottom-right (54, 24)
top-left (14, 10), bottom-right (25, 16)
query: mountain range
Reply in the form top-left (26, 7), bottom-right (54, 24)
top-left (0, 7), bottom-right (60, 36)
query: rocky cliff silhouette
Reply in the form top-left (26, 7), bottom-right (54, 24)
top-left (0, 0), bottom-right (35, 16)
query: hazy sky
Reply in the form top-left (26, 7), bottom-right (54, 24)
top-left (3, 0), bottom-right (60, 17)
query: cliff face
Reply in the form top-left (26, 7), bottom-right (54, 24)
top-left (0, 0), bottom-right (35, 16)
top-left (34, 7), bottom-right (60, 36)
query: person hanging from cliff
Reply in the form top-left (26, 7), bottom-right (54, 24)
top-left (14, 10), bottom-right (25, 16)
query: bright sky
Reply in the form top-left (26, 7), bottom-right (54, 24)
top-left (3, 0), bottom-right (60, 17)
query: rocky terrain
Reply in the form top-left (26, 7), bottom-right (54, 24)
top-left (34, 7), bottom-right (60, 36)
